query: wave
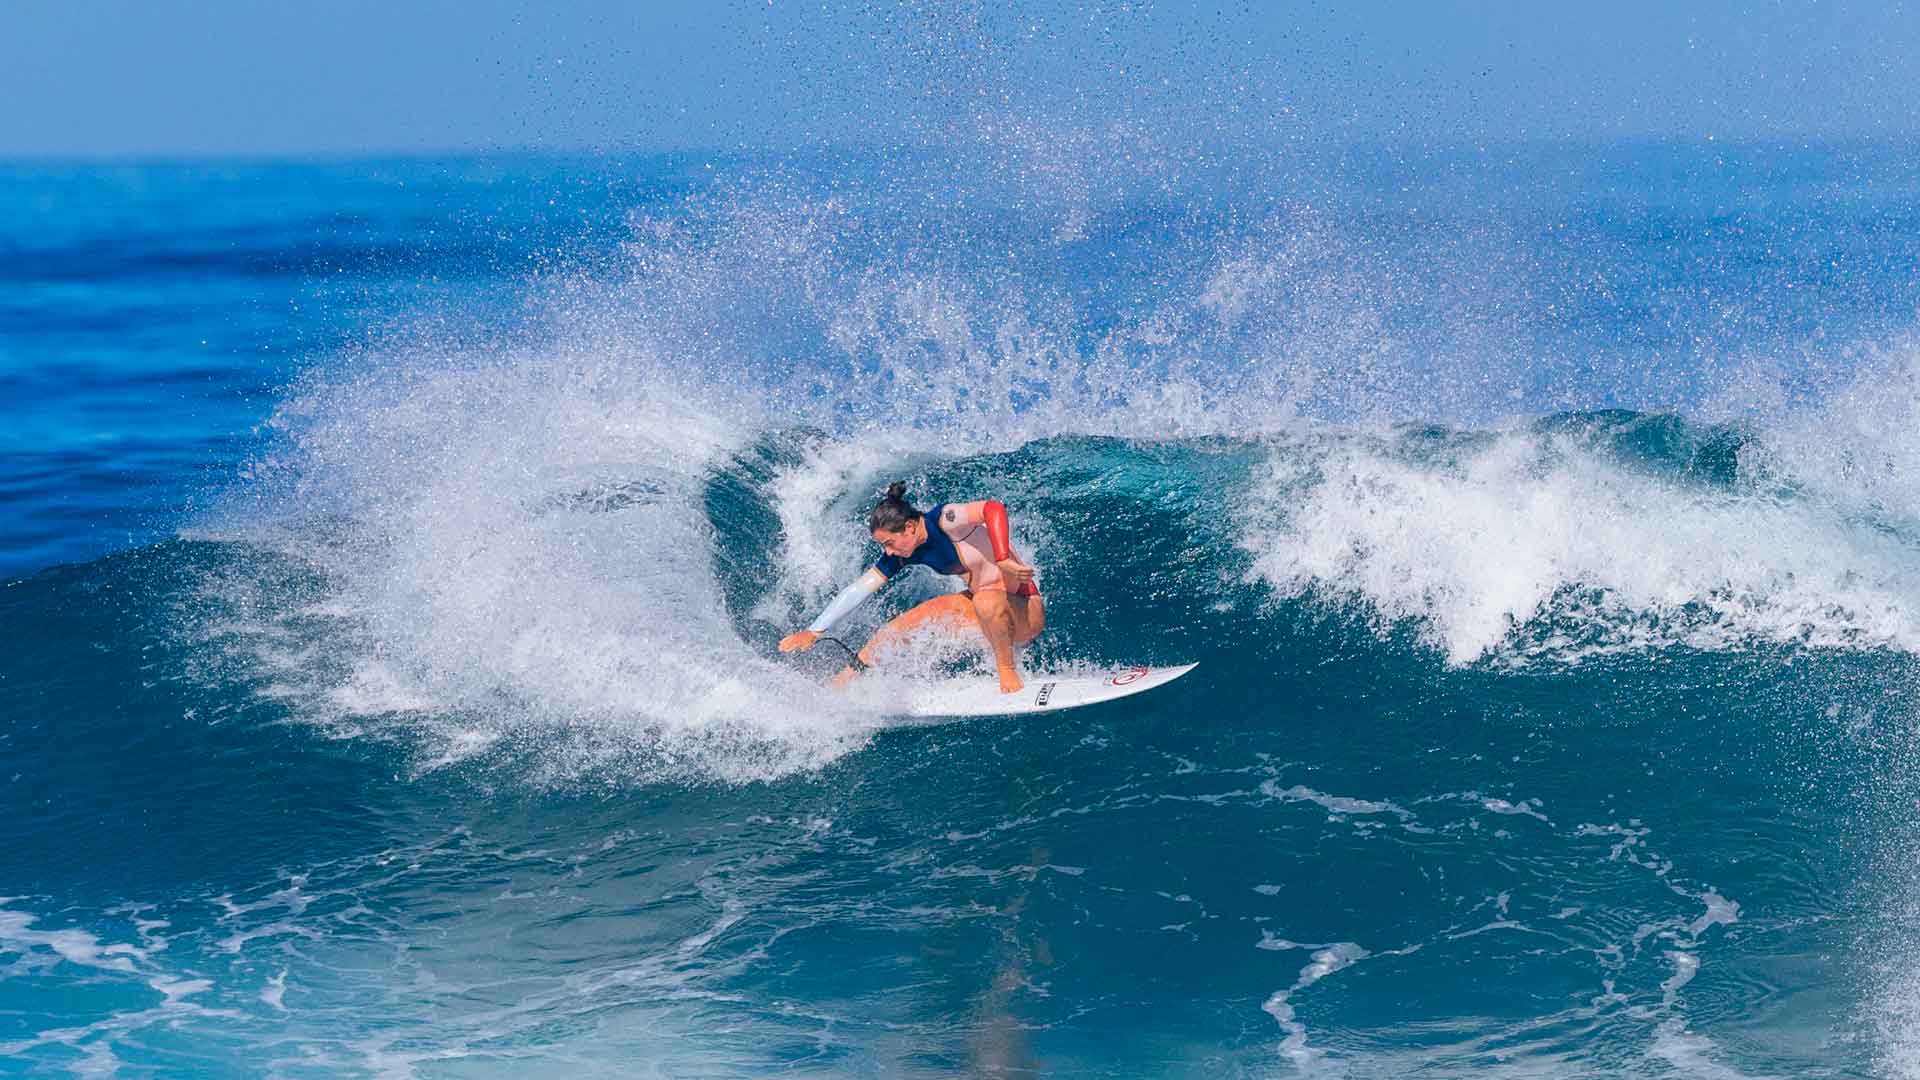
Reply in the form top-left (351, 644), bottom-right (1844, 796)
top-left (154, 392), bottom-right (1920, 789)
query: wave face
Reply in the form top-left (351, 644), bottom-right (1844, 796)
top-left (8, 130), bottom-right (1920, 1073)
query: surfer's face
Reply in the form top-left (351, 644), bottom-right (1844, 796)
top-left (873, 520), bottom-right (921, 556)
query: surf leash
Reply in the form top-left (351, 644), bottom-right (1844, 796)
top-left (818, 636), bottom-right (868, 671)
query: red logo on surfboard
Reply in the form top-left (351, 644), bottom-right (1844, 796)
top-left (1108, 666), bottom-right (1149, 686)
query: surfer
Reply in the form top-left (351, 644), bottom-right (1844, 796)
top-left (780, 482), bottom-right (1044, 693)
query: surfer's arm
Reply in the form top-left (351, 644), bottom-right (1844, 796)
top-left (938, 500), bottom-right (1010, 559)
top-left (781, 568), bottom-right (889, 652)
top-left (941, 501), bottom-right (1033, 587)
top-left (809, 568), bottom-right (887, 632)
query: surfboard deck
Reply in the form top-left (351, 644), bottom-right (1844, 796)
top-left (891, 662), bottom-right (1197, 723)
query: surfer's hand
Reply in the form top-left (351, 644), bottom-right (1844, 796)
top-left (995, 558), bottom-right (1034, 588)
top-left (780, 630), bottom-right (819, 653)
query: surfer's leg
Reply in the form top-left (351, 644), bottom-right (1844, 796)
top-left (1008, 593), bottom-right (1045, 645)
top-left (968, 586), bottom-right (1024, 693)
top-left (829, 593), bottom-right (978, 686)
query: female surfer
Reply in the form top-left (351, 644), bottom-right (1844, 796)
top-left (779, 483), bottom-right (1044, 693)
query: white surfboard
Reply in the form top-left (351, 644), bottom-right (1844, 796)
top-left (894, 662), bottom-right (1198, 722)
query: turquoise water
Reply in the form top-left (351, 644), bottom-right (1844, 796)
top-left (4, 141), bottom-right (1920, 1076)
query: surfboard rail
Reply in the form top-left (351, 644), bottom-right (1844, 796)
top-left (895, 662), bottom-right (1198, 722)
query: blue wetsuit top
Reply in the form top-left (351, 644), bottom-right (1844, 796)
top-left (874, 503), bottom-right (964, 579)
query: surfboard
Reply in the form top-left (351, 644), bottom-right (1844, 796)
top-left (895, 662), bottom-right (1197, 722)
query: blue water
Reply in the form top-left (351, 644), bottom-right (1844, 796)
top-left (5, 136), bottom-right (1920, 1078)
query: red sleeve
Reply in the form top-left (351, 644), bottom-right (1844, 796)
top-left (983, 500), bottom-right (1013, 561)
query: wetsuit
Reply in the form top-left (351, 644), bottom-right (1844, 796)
top-left (806, 501), bottom-right (1038, 635)
top-left (873, 502), bottom-right (1040, 597)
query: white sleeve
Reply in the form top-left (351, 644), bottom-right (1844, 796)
top-left (807, 569), bottom-right (887, 633)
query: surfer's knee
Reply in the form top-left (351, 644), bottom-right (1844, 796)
top-left (968, 588), bottom-right (1015, 638)
top-left (968, 586), bottom-right (1008, 619)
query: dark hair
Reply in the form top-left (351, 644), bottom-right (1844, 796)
top-left (868, 481), bottom-right (921, 532)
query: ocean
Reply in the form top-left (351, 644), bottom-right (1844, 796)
top-left (3, 138), bottom-right (1920, 1076)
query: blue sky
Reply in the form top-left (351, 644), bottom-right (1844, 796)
top-left (4, 1), bottom-right (1918, 158)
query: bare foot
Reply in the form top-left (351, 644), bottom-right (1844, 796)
top-left (829, 666), bottom-right (859, 689)
top-left (998, 668), bottom-right (1024, 694)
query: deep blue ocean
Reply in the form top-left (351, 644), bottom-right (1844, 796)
top-left (5, 137), bottom-right (1920, 1077)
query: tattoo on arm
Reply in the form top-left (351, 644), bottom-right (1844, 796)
top-left (942, 507), bottom-right (957, 526)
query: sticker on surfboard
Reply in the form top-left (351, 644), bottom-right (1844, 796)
top-left (894, 662), bottom-right (1198, 722)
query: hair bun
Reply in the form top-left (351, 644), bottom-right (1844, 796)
top-left (868, 481), bottom-right (922, 531)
